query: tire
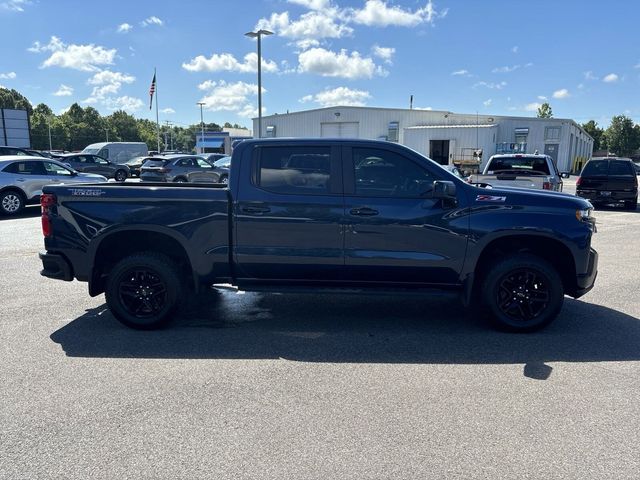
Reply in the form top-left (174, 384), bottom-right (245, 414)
top-left (482, 253), bottom-right (564, 332)
top-left (114, 170), bottom-right (128, 182)
top-left (0, 190), bottom-right (25, 216)
top-left (174, 177), bottom-right (187, 183)
top-left (105, 253), bottom-right (183, 330)
top-left (623, 199), bottom-right (637, 210)
top-left (219, 175), bottom-right (228, 185)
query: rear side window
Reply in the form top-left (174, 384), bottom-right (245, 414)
top-left (581, 160), bottom-right (608, 176)
top-left (2, 161), bottom-right (46, 175)
top-left (608, 160), bottom-right (634, 176)
top-left (255, 146), bottom-right (332, 195)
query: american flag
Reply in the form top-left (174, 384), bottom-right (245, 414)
top-left (149, 72), bottom-right (156, 110)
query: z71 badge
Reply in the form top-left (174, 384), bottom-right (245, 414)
top-left (476, 194), bottom-right (507, 202)
top-left (69, 189), bottom-right (106, 197)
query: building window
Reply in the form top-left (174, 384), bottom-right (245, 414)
top-left (545, 126), bottom-right (561, 141)
top-left (265, 125), bottom-right (276, 138)
top-left (388, 121), bottom-right (399, 142)
top-left (514, 127), bottom-right (528, 145)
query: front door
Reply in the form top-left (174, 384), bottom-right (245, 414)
top-left (234, 144), bottom-right (345, 282)
top-left (429, 140), bottom-right (450, 165)
top-left (343, 145), bottom-right (468, 285)
top-left (544, 143), bottom-right (559, 164)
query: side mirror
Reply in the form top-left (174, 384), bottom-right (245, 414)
top-left (64, 163), bottom-right (72, 169)
top-left (431, 180), bottom-right (457, 199)
top-left (560, 172), bottom-right (571, 178)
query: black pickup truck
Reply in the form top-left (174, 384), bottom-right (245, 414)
top-left (39, 139), bottom-right (598, 332)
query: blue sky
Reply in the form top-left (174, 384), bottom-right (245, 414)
top-left (0, 0), bottom-right (638, 129)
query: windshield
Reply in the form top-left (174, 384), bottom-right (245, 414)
top-left (488, 156), bottom-right (550, 175)
top-left (213, 157), bottom-right (231, 167)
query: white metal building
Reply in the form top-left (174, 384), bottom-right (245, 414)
top-left (253, 106), bottom-right (593, 173)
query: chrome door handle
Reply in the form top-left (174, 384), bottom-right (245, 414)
top-left (241, 205), bottom-right (271, 214)
top-left (350, 207), bottom-right (379, 216)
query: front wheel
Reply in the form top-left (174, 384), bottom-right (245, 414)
top-left (482, 254), bottom-right (564, 332)
top-left (114, 169), bottom-right (127, 182)
top-left (105, 253), bottom-right (183, 329)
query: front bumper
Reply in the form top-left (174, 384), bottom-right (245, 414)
top-left (574, 247), bottom-right (598, 298)
top-left (39, 251), bottom-right (74, 281)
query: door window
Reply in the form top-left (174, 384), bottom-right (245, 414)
top-left (196, 158), bottom-right (212, 169)
top-left (94, 156), bottom-right (109, 165)
top-left (77, 156), bottom-right (93, 164)
top-left (352, 148), bottom-right (435, 197)
top-left (43, 162), bottom-right (73, 176)
top-left (2, 161), bottom-right (46, 175)
top-left (255, 146), bottom-right (332, 195)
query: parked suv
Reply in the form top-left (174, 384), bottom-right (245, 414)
top-left (576, 157), bottom-right (638, 210)
top-left (140, 155), bottom-right (224, 183)
top-left (0, 157), bottom-right (107, 215)
top-left (60, 154), bottom-right (130, 182)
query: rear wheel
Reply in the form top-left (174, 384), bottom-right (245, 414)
top-left (105, 253), bottom-right (183, 330)
top-left (174, 177), bottom-right (187, 183)
top-left (0, 190), bottom-right (25, 216)
top-left (482, 253), bottom-right (564, 332)
top-left (114, 169), bottom-right (127, 182)
top-left (623, 198), bottom-right (637, 210)
top-left (219, 175), bottom-right (228, 185)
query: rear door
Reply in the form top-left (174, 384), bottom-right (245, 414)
top-left (4, 160), bottom-right (50, 198)
top-left (234, 144), bottom-right (344, 281)
top-left (342, 144), bottom-right (469, 285)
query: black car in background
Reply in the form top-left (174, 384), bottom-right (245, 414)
top-left (125, 155), bottom-right (158, 177)
top-left (576, 157), bottom-right (638, 210)
top-left (60, 153), bottom-right (130, 182)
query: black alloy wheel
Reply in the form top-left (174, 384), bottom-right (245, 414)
top-left (105, 253), bottom-right (183, 329)
top-left (482, 253), bottom-right (563, 332)
top-left (219, 175), bottom-right (228, 184)
top-left (115, 170), bottom-right (127, 182)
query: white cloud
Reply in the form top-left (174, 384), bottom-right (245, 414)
top-left (0, 71), bottom-right (16, 79)
top-left (491, 65), bottom-right (520, 73)
top-left (350, 0), bottom-right (443, 27)
top-left (141, 16), bottom-right (163, 27)
top-left (117, 23), bottom-right (132, 33)
top-left (256, 10), bottom-right (352, 47)
top-left (584, 71), bottom-right (598, 81)
top-left (552, 88), bottom-right (570, 99)
top-left (0, 0), bottom-right (30, 12)
top-left (451, 69), bottom-right (472, 77)
top-left (105, 96), bottom-right (144, 112)
top-left (483, 99), bottom-right (492, 107)
top-left (53, 84), bottom-right (74, 96)
top-left (298, 47), bottom-right (386, 79)
top-left (299, 86), bottom-right (371, 107)
top-left (603, 73), bottom-right (618, 83)
top-left (198, 80), bottom-right (262, 118)
top-left (372, 45), bottom-right (395, 64)
top-left (84, 70), bottom-right (136, 105)
top-left (577, 83), bottom-right (584, 90)
top-left (28, 36), bottom-right (116, 72)
top-left (525, 102), bottom-right (542, 112)
top-left (473, 81), bottom-right (507, 90)
top-left (511, 46), bottom-right (519, 53)
top-left (537, 95), bottom-right (548, 101)
top-left (287, 0), bottom-right (331, 9)
top-left (182, 52), bottom-right (278, 73)
top-left (160, 108), bottom-right (175, 114)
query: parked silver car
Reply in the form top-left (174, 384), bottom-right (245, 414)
top-left (0, 156), bottom-right (107, 215)
top-left (140, 155), bottom-right (225, 183)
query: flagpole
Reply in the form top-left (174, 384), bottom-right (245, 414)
top-left (154, 67), bottom-right (160, 152)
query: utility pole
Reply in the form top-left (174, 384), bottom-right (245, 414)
top-left (47, 116), bottom-right (52, 151)
top-left (245, 29), bottom-right (273, 138)
top-left (165, 121), bottom-right (173, 150)
top-left (197, 102), bottom-right (205, 154)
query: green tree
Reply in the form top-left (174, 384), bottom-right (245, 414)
top-left (0, 87), bottom-right (33, 116)
top-left (536, 102), bottom-right (553, 118)
top-left (605, 115), bottom-right (638, 156)
top-left (107, 110), bottom-right (141, 143)
top-left (581, 120), bottom-right (605, 151)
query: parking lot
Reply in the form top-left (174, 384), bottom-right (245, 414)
top-left (1, 182), bottom-right (639, 479)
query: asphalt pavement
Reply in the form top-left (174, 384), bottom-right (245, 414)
top-left (1, 187), bottom-right (639, 479)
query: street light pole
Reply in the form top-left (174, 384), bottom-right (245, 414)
top-left (47, 116), bottom-right (52, 151)
top-left (197, 102), bottom-right (205, 154)
top-left (245, 29), bottom-right (273, 138)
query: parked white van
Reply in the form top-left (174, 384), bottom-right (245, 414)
top-left (82, 142), bottom-right (148, 163)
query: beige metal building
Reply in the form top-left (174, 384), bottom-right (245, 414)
top-left (253, 106), bottom-right (593, 173)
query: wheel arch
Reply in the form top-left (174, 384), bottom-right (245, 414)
top-left (88, 226), bottom-right (197, 296)
top-left (468, 233), bottom-right (578, 299)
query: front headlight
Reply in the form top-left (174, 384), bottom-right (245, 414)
top-left (575, 208), bottom-right (592, 221)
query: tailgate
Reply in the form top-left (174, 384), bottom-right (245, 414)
top-left (474, 174), bottom-right (546, 190)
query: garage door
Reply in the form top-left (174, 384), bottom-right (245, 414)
top-left (321, 122), bottom-right (359, 138)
